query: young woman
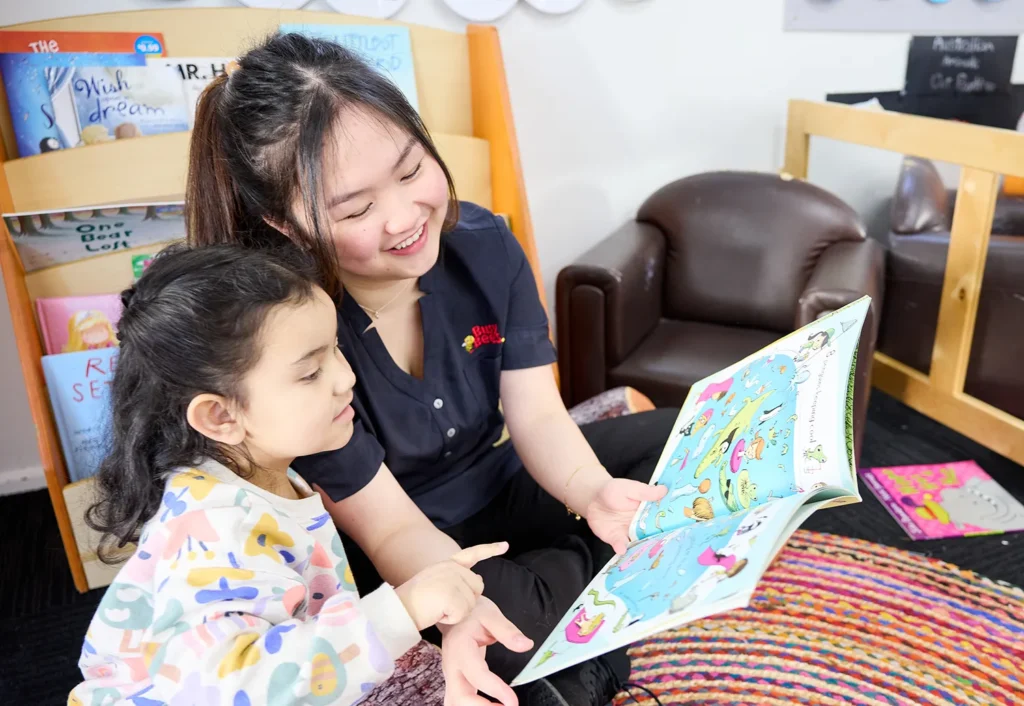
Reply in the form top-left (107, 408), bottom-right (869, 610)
top-left (186, 33), bottom-right (678, 705)
top-left (71, 245), bottom-right (530, 706)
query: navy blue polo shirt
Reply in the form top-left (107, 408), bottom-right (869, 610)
top-left (293, 202), bottom-right (557, 528)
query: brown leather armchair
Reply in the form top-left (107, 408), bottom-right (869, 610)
top-left (877, 157), bottom-right (1024, 420)
top-left (556, 171), bottom-right (885, 458)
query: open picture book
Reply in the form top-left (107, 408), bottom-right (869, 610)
top-left (512, 296), bottom-right (871, 686)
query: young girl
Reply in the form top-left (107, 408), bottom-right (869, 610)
top-left (186, 32), bottom-right (677, 705)
top-left (70, 244), bottom-right (531, 706)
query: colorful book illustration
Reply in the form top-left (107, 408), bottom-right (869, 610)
top-left (132, 253), bottom-right (156, 282)
top-left (859, 461), bottom-right (1024, 540)
top-left (278, 23), bottom-right (419, 110)
top-left (36, 294), bottom-right (122, 355)
top-left (42, 347), bottom-right (118, 483)
top-left (2, 202), bottom-right (184, 272)
top-left (0, 30), bottom-right (165, 56)
top-left (0, 51), bottom-right (188, 157)
top-left (512, 296), bottom-right (871, 687)
top-left (145, 56), bottom-right (238, 127)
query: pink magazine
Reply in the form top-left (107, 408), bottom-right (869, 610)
top-left (36, 295), bottom-right (121, 355)
top-left (859, 461), bottom-right (1024, 540)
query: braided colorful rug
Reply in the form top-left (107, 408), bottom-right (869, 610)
top-left (618, 531), bottom-right (1024, 706)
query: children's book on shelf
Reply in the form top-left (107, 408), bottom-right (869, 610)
top-left (859, 460), bottom-right (1024, 540)
top-left (0, 30), bottom-right (165, 56)
top-left (42, 347), bottom-right (118, 484)
top-left (2, 202), bottom-right (184, 272)
top-left (0, 37), bottom-right (191, 157)
top-left (278, 23), bottom-right (419, 110)
top-left (145, 56), bottom-right (238, 127)
top-left (512, 296), bottom-right (871, 687)
top-left (36, 294), bottom-right (121, 355)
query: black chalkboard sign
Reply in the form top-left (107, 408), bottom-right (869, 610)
top-left (905, 36), bottom-right (1017, 96)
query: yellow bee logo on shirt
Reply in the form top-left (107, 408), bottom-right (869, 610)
top-left (463, 335), bottom-right (476, 353)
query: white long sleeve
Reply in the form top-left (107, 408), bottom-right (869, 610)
top-left (70, 461), bottom-right (420, 706)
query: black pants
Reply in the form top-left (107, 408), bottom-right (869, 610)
top-left (342, 408), bottom-right (679, 682)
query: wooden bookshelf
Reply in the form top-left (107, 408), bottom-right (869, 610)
top-left (0, 9), bottom-right (544, 592)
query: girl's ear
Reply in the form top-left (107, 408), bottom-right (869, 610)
top-left (187, 394), bottom-right (245, 445)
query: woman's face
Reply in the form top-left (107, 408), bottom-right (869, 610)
top-left (296, 108), bottom-right (450, 284)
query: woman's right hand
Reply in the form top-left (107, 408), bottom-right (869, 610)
top-left (394, 542), bottom-right (508, 630)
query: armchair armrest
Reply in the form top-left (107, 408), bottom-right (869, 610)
top-left (555, 221), bottom-right (665, 406)
top-left (796, 238), bottom-right (885, 461)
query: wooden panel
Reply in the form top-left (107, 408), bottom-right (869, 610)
top-left (467, 26), bottom-right (557, 387)
top-left (873, 353), bottom-right (1024, 466)
top-left (5, 133), bottom-right (190, 213)
top-left (929, 168), bottom-right (998, 394)
top-left (0, 7), bottom-right (473, 159)
top-left (0, 200), bottom-right (88, 592)
top-left (63, 478), bottom-right (131, 589)
top-left (467, 27), bottom-right (543, 309)
top-left (788, 100), bottom-right (1024, 178)
top-left (25, 239), bottom-right (180, 300)
top-left (782, 103), bottom-right (810, 180)
top-left (5, 131), bottom-right (490, 213)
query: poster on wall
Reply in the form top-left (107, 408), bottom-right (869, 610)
top-left (784, 0), bottom-right (1024, 34)
top-left (827, 35), bottom-right (1022, 130)
top-left (904, 36), bottom-right (1017, 96)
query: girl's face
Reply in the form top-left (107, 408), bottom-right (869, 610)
top-left (239, 287), bottom-right (357, 466)
top-left (298, 108), bottom-right (450, 284)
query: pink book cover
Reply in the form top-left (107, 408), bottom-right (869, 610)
top-left (36, 295), bottom-right (121, 355)
top-left (859, 461), bottom-right (1024, 540)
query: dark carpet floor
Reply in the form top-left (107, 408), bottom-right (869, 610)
top-left (1, 391), bottom-right (1022, 704)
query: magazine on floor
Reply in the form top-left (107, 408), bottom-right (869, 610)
top-left (512, 296), bottom-right (871, 686)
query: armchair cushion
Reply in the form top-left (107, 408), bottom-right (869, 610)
top-left (606, 319), bottom-right (779, 408)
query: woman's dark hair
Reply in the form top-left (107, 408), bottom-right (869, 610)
top-left (186, 32), bottom-right (459, 296)
top-left (87, 243), bottom-right (318, 563)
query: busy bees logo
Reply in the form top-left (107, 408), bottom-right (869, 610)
top-left (462, 324), bottom-right (504, 353)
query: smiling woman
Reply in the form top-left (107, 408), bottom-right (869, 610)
top-left (184, 31), bottom-right (679, 706)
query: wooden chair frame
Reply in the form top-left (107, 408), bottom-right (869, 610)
top-left (784, 99), bottom-right (1024, 467)
top-left (0, 9), bottom-right (547, 592)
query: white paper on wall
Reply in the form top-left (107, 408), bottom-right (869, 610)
top-left (442, 0), bottom-right (519, 22)
top-left (324, 0), bottom-right (408, 18)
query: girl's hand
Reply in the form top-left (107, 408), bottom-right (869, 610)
top-left (441, 597), bottom-right (533, 706)
top-left (586, 478), bottom-right (667, 555)
top-left (395, 543), bottom-right (508, 630)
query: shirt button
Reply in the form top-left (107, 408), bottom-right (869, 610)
top-left (433, 398), bottom-right (444, 410)
top-left (446, 427), bottom-right (457, 438)
top-left (444, 451), bottom-right (452, 458)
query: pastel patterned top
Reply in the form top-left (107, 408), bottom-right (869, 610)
top-left (69, 459), bottom-right (421, 706)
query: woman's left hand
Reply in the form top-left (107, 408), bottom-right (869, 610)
top-left (586, 478), bottom-right (667, 555)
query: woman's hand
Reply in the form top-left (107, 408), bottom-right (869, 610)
top-left (586, 478), bottom-right (667, 555)
top-left (395, 543), bottom-right (509, 630)
top-left (441, 597), bottom-right (533, 706)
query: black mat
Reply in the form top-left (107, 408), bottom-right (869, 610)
top-left (1, 391), bottom-right (1022, 704)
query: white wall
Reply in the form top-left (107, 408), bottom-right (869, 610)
top-left (1, 0), bottom-right (1021, 487)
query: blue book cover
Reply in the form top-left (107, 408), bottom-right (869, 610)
top-left (278, 23), bottom-right (419, 111)
top-left (42, 347), bottom-right (117, 483)
top-left (0, 52), bottom-right (189, 158)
